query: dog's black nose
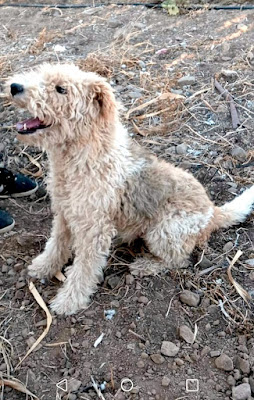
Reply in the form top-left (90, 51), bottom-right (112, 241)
top-left (11, 83), bottom-right (24, 96)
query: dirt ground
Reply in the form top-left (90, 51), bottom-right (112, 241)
top-left (0, 2), bottom-right (254, 400)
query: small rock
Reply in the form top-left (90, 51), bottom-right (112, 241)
top-left (221, 69), bottom-right (238, 80)
top-left (236, 357), bottom-right (250, 374)
top-left (171, 88), bottom-right (183, 95)
top-left (16, 281), bottom-right (26, 289)
top-left (178, 75), bottom-right (196, 86)
top-left (125, 274), bottom-right (134, 285)
top-left (2, 265), bottom-right (8, 273)
top-left (150, 354), bottom-right (165, 365)
top-left (137, 360), bottom-right (145, 368)
top-left (215, 354), bottom-right (233, 371)
top-left (129, 90), bottom-right (142, 99)
top-left (227, 375), bottom-right (236, 386)
top-left (223, 241), bottom-right (234, 252)
top-left (68, 378), bottom-right (82, 393)
top-left (201, 346), bottom-right (211, 357)
top-left (175, 358), bottom-right (184, 366)
top-left (176, 143), bottom-right (188, 155)
top-left (179, 290), bottom-right (200, 307)
top-left (138, 296), bottom-right (149, 305)
top-left (232, 383), bottom-right (251, 400)
top-left (210, 350), bottom-right (221, 358)
top-left (26, 337), bottom-right (42, 352)
top-left (161, 341), bottom-right (179, 357)
top-left (107, 276), bottom-right (121, 289)
top-left (234, 370), bottom-right (241, 381)
top-left (179, 325), bottom-right (195, 344)
top-left (231, 147), bottom-right (247, 162)
top-left (161, 376), bottom-right (170, 387)
top-left (249, 376), bottom-right (254, 394)
top-left (245, 258), bottom-right (254, 267)
top-left (198, 256), bottom-right (212, 269)
top-left (108, 19), bottom-right (122, 29)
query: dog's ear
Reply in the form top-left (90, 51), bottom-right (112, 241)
top-left (89, 80), bottom-right (116, 123)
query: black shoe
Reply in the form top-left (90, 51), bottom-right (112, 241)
top-left (0, 210), bottom-right (15, 233)
top-left (0, 168), bottom-right (38, 198)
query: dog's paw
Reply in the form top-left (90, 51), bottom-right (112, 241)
top-left (50, 288), bottom-right (89, 316)
top-left (28, 254), bottom-right (56, 279)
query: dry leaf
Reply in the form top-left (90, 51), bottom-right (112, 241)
top-left (0, 377), bottom-right (39, 399)
top-left (227, 250), bottom-right (252, 305)
top-left (22, 151), bottom-right (43, 178)
top-left (54, 271), bottom-right (66, 282)
top-left (16, 282), bottom-right (52, 368)
top-left (126, 92), bottom-right (184, 119)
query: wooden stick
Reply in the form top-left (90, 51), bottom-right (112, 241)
top-left (214, 79), bottom-right (240, 129)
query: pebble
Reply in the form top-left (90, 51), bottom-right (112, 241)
top-left (227, 375), bottom-right (236, 386)
top-left (210, 350), bottom-right (221, 358)
top-left (68, 378), bottom-right (82, 392)
top-left (179, 290), bottom-right (200, 307)
top-left (161, 376), bottom-right (170, 387)
top-left (16, 281), bottom-right (26, 289)
top-left (178, 75), bottom-right (196, 86)
top-left (176, 143), bottom-right (188, 155)
top-left (64, 395), bottom-right (76, 400)
top-left (231, 147), bottom-right (247, 162)
top-left (150, 354), bottom-right (165, 365)
top-left (234, 369), bottom-right (241, 380)
top-left (198, 256), bottom-right (212, 269)
top-left (245, 258), bottom-right (254, 267)
top-left (125, 274), bottom-right (134, 285)
top-left (249, 376), bottom-right (254, 394)
top-left (107, 276), bottom-right (121, 289)
top-left (236, 357), bottom-right (250, 374)
top-left (129, 90), bottom-right (142, 99)
top-left (223, 241), bottom-right (234, 252)
top-left (232, 383), bottom-right (251, 400)
top-left (175, 358), bottom-right (184, 366)
top-left (161, 341), bottom-right (179, 357)
top-left (215, 354), bottom-right (233, 371)
top-left (2, 265), bottom-right (8, 273)
top-left (138, 296), bottom-right (149, 305)
top-left (137, 360), bottom-right (145, 368)
top-left (221, 69), bottom-right (238, 80)
top-left (179, 325), bottom-right (195, 344)
top-left (201, 346), bottom-right (211, 357)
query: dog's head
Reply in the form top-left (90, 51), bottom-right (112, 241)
top-left (8, 63), bottom-right (117, 148)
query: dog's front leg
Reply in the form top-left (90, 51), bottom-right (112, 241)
top-left (50, 222), bottom-right (115, 315)
top-left (28, 213), bottom-right (71, 279)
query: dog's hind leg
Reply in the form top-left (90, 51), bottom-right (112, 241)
top-left (28, 213), bottom-right (72, 279)
top-left (50, 221), bottom-right (116, 315)
top-left (130, 210), bottom-right (212, 276)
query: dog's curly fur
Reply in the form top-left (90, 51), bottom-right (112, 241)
top-left (8, 64), bottom-right (254, 315)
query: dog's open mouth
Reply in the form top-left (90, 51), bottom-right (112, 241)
top-left (16, 117), bottom-right (50, 134)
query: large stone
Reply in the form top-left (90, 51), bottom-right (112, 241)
top-left (232, 383), bottom-right (251, 400)
top-left (180, 290), bottom-right (200, 307)
top-left (161, 341), bottom-right (179, 357)
top-left (215, 354), bottom-right (233, 371)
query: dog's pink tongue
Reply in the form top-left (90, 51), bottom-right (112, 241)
top-left (16, 117), bottom-right (42, 131)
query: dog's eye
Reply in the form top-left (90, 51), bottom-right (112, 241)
top-left (56, 85), bottom-right (67, 94)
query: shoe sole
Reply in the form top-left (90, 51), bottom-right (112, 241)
top-left (0, 184), bottom-right (38, 199)
top-left (0, 220), bottom-right (15, 234)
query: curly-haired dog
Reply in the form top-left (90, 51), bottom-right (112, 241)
top-left (8, 64), bottom-right (254, 315)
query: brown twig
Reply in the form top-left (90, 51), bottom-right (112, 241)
top-left (214, 79), bottom-right (240, 129)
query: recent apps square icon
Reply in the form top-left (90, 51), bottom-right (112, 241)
top-left (186, 379), bottom-right (199, 392)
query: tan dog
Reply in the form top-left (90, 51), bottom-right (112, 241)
top-left (8, 64), bottom-right (254, 315)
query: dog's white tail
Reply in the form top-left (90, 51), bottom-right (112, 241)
top-left (214, 185), bottom-right (254, 229)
